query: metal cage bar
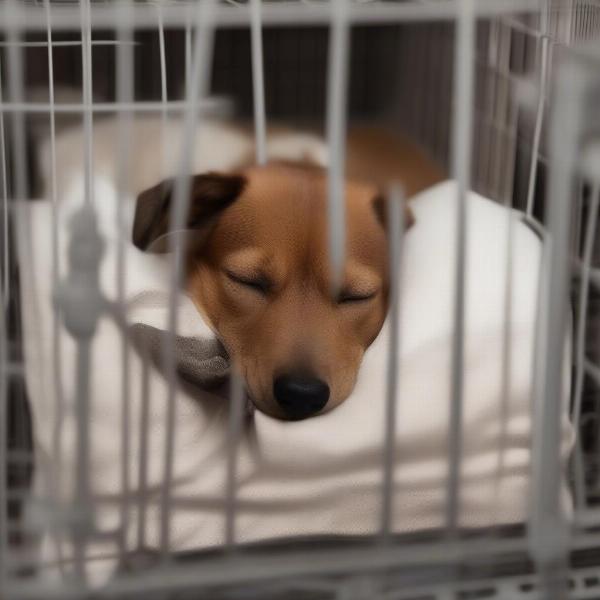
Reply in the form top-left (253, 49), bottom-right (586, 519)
top-left (160, 0), bottom-right (217, 557)
top-left (1, 1), bottom-right (600, 599)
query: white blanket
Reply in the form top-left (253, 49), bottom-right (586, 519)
top-left (19, 118), bottom-right (574, 585)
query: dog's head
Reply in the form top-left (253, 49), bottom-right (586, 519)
top-left (132, 163), bottom-right (413, 420)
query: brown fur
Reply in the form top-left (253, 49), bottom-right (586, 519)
top-left (346, 124), bottom-right (445, 197)
top-left (133, 127), bottom-right (444, 419)
top-left (186, 164), bottom-right (391, 418)
top-left (233, 123), bottom-right (446, 198)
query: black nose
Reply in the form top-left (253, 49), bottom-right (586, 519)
top-left (273, 374), bottom-right (330, 420)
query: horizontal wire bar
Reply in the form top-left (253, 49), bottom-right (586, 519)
top-left (0, 40), bottom-right (138, 47)
top-left (5, 537), bottom-right (533, 600)
top-left (5, 450), bottom-right (34, 463)
top-left (573, 261), bottom-right (600, 288)
top-left (10, 529), bottom-right (600, 600)
top-left (0, 98), bottom-right (231, 114)
top-left (584, 358), bottom-right (600, 387)
top-left (0, 0), bottom-right (541, 31)
top-left (573, 506), bottom-right (600, 528)
top-left (2, 362), bottom-right (26, 376)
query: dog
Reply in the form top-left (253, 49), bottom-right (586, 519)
top-left (132, 125), bottom-right (444, 421)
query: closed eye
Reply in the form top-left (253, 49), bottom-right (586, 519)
top-left (225, 269), bottom-right (271, 295)
top-left (337, 290), bottom-right (377, 304)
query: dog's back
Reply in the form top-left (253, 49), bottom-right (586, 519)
top-left (345, 124), bottom-right (445, 197)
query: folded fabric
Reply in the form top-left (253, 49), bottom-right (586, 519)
top-left (128, 324), bottom-right (229, 390)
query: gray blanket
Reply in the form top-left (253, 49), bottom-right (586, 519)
top-left (129, 323), bottom-right (230, 391)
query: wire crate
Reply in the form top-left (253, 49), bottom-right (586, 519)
top-left (2, 1), bottom-right (600, 599)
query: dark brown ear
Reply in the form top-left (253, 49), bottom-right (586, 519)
top-left (132, 172), bottom-right (246, 253)
top-left (372, 193), bottom-right (415, 232)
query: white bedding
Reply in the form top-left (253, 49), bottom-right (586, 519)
top-left (19, 118), bottom-right (574, 585)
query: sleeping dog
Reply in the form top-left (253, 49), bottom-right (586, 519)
top-left (132, 125), bottom-right (443, 420)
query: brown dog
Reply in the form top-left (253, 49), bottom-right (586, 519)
top-left (132, 127), bottom-right (443, 420)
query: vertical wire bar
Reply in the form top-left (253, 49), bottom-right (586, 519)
top-left (573, 178), bottom-right (585, 269)
top-left (4, 4), bottom-right (30, 580)
top-left (157, 5), bottom-right (169, 182)
top-left (137, 355), bottom-right (150, 549)
top-left (115, 0), bottom-right (134, 561)
top-left (0, 61), bottom-right (9, 308)
top-left (4, 4), bottom-right (40, 580)
top-left (478, 19), bottom-right (500, 194)
top-left (492, 105), bottom-right (519, 525)
top-left (5, 11), bottom-right (27, 577)
top-left (0, 34), bottom-right (7, 594)
top-left (225, 372), bottom-right (245, 549)
top-left (157, 5), bottom-right (168, 116)
top-left (585, 1), bottom-right (591, 39)
top-left (160, 0), bottom-right (216, 557)
top-left (525, 36), bottom-right (550, 218)
top-left (490, 22), bottom-right (511, 203)
top-left (157, 0), bottom-right (173, 560)
top-left (185, 20), bottom-right (192, 99)
top-left (487, 22), bottom-right (502, 200)
top-left (157, 1), bottom-right (173, 558)
top-left (446, 0), bottom-right (475, 536)
top-left (571, 1), bottom-right (578, 44)
top-left (572, 181), bottom-right (600, 513)
top-left (222, 0), bottom-right (267, 548)
top-left (481, 19), bottom-right (499, 195)
top-left (72, 0), bottom-right (94, 578)
top-left (325, 0), bottom-right (349, 294)
top-left (80, 0), bottom-right (94, 207)
top-left (0, 254), bottom-right (7, 600)
top-left (44, 0), bottom-right (59, 278)
top-left (250, 0), bottom-right (267, 165)
top-left (528, 59), bottom-right (584, 600)
top-left (502, 78), bottom-right (519, 209)
top-left (44, 0), bottom-right (67, 570)
top-left (380, 185), bottom-right (405, 541)
top-left (6, 4), bottom-right (27, 203)
top-left (73, 340), bottom-right (91, 581)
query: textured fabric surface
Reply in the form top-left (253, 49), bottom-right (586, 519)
top-left (129, 323), bottom-right (230, 390)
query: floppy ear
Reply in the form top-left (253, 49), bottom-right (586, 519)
top-left (372, 193), bottom-right (415, 231)
top-left (132, 172), bottom-right (246, 253)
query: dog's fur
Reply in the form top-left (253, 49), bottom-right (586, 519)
top-left (133, 125), bottom-right (444, 419)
